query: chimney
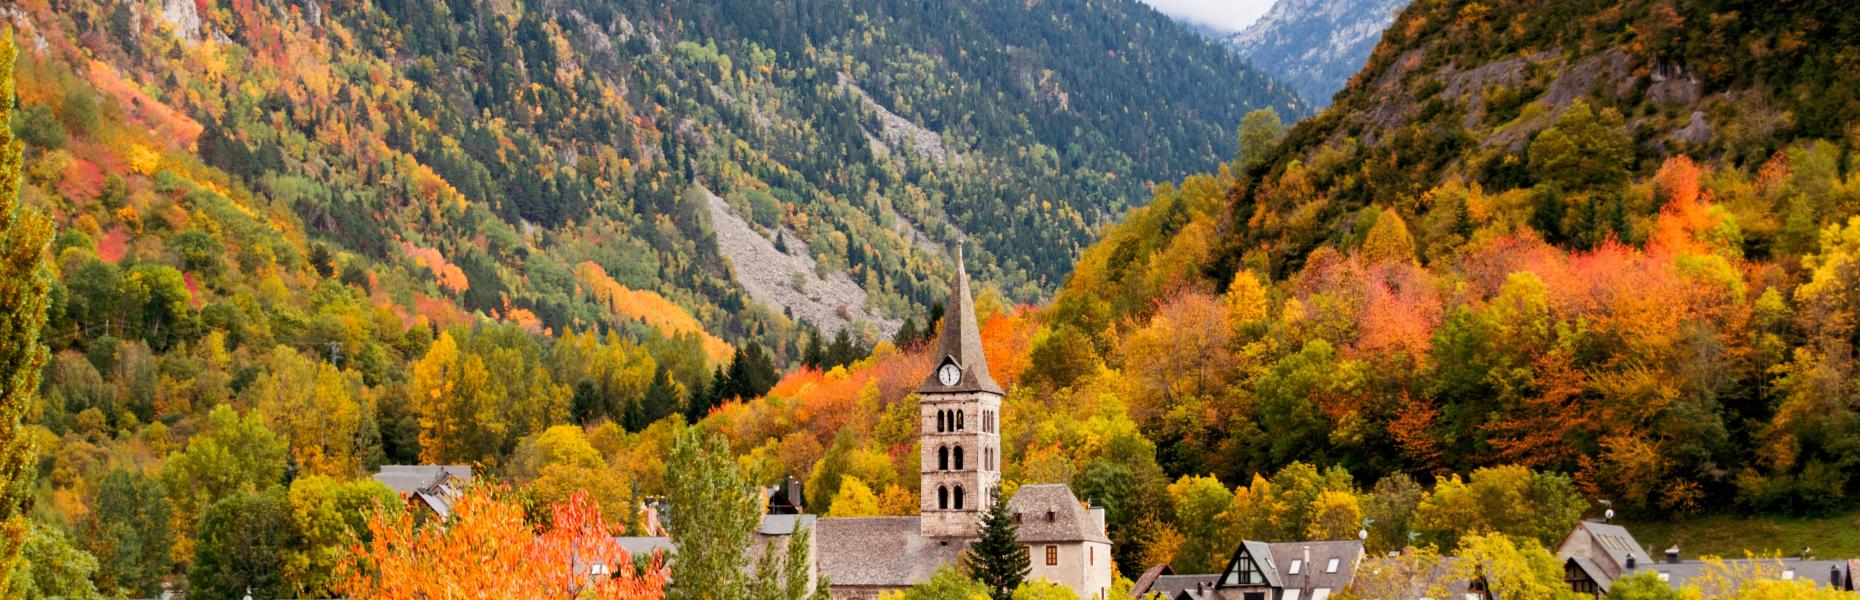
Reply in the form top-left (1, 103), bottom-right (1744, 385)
top-left (1626, 556), bottom-right (1637, 569)
top-left (1665, 546), bottom-right (1681, 565)
top-left (1833, 565), bottom-right (1843, 588)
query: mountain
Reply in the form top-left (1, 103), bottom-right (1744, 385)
top-left (1047, 0), bottom-right (1860, 519)
top-left (6, 0), bottom-right (1304, 360)
top-left (1225, 0), bottom-right (1408, 106)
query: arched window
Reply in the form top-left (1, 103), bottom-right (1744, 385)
top-left (938, 485), bottom-right (949, 510)
top-left (938, 445), bottom-right (950, 470)
top-left (953, 485), bottom-right (966, 510)
top-left (954, 446), bottom-right (965, 470)
top-left (936, 410), bottom-right (946, 433)
top-left (957, 410), bottom-right (965, 430)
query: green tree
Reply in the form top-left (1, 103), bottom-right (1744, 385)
top-left (160, 405), bottom-right (289, 539)
top-left (81, 469), bottom-right (172, 597)
top-left (962, 486), bottom-right (1030, 600)
top-left (0, 30), bottom-right (55, 586)
top-left (189, 487), bottom-right (291, 599)
top-left (666, 428), bottom-right (760, 600)
top-left (285, 475), bottom-right (398, 597)
top-left (750, 523), bottom-right (830, 600)
top-left (1009, 580), bottom-right (1075, 600)
top-left (1236, 108), bottom-right (1286, 171)
top-left (1167, 474), bottom-right (1234, 573)
top-left (892, 564), bottom-right (989, 600)
top-left (3, 522), bottom-right (99, 600)
top-left (1527, 100), bottom-right (1632, 192)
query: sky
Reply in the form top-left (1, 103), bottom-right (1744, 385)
top-left (1138, 0), bottom-right (1278, 33)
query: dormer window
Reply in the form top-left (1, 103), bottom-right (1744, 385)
top-left (1046, 510), bottom-right (1055, 522)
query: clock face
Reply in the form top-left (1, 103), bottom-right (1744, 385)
top-left (938, 363), bottom-right (961, 386)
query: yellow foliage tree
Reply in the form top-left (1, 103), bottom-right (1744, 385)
top-left (1361, 209), bottom-right (1417, 263)
top-left (826, 476), bottom-right (881, 518)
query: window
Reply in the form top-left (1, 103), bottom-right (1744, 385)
top-left (936, 411), bottom-right (945, 433)
top-left (1283, 590), bottom-right (1300, 600)
top-left (954, 446), bottom-right (965, 470)
top-left (957, 410), bottom-right (964, 430)
top-left (953, 485), bottom-right (965, 510)
top-left (1311, 590), bottom-right (1331, 600)
top-left (1657, 572), bottom-right (1669, 582)
top-left (939, 446), bottom-right (949, 470)
top-left (1289, 559), bottom-right (1303, 575)
top-left (1782, 569), bottom-right (1795, 580)
top-left (1089, 546), bottom-right (1094, 565)
top-left (937, 486), bottom-right (949, 510)
top-left (1326, 558), bottom-right (1339, 573)
top-left (1046, 546), bottom-right (1058, 566)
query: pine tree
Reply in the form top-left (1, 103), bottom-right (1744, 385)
top-left (962, 486), bottom-right (1028, 600)
top-left (0, 31), bottom-right (55, 585)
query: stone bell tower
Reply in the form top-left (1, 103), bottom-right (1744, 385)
top-left (918, 246), bottom-right (1002, 539)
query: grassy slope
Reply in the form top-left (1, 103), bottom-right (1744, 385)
top-left (1623, 511), bottom-right (1860, 559)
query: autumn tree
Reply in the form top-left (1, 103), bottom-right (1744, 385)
top-left (250, 345), bottom-right (365, 477)
top-left (0, 30), bottom-right (54, 585)
top-left (1361, 209), bottom-right (1417, 263)
top-left (1452, 534), bottom-right (1582, 600)
top-left (827, 476), bottom-right (882, 517)
top-left (1167, 474), bottom-right (1233, 573)
top-left (340, 488), bottom-right (667, 598)
top-left (1413, 466), bottom-right (1586, 549)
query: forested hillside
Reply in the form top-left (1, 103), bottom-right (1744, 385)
top-left (1055, 0), bottom-right (1860, 517)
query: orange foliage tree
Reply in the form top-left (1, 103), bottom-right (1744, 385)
top-left (340, 487), bottom-right (667, 599)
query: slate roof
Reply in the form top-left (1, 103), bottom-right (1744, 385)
top-left (1007, 484), bottom-right (1111, 544)
top-left (1147, 574), bottom-right (1217, 599)
top-left (372, 465), bottom-right (471, 518)
top-left (1262, 540), bottom-right (1363, 592)
top-left (615, 536), bottom-right (676, 559)
top-left (1567, 556), bottom-right (1613, 589)
top-left (759, 514), bottom-right (818, 535)
top-left (815, 517), bottom-right (969, 587)
top-left (916, 246), bottom-right (1003, 395)
top-left (1625, 558), bottom-right (1851, 590)
top-left (1560, 520), bottom-right (1653, 574)
top-left (1131, 564), bottom-right (1175, 597)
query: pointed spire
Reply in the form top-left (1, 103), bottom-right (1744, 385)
top-left (918, 242), bottom-right (1003, 395)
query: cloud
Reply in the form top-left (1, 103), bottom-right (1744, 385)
top-left (1138, 0), bottom-right (1277, 33)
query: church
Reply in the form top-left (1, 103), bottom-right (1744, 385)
top-left (808, 251), bottom-right (1115, 600)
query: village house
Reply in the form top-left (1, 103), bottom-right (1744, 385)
top-left (371, 464), bottom-right (471, 518)
top-left (1130, 539), bottom-right (1366, 600)
top-left (1556, 520), bottom-right (1856, 595)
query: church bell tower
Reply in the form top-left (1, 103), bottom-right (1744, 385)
top-left (918, 246), bottom-right (1002, 539)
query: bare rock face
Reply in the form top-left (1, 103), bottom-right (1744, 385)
top-left (701, 186), bottom-right (901, 340)
top-left (1670, 111), bottom-right (1712, 146)
top-left (1226, 0), bottom-right (1410, 106)
top-left (160, 0), bottom-right (202, 44)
